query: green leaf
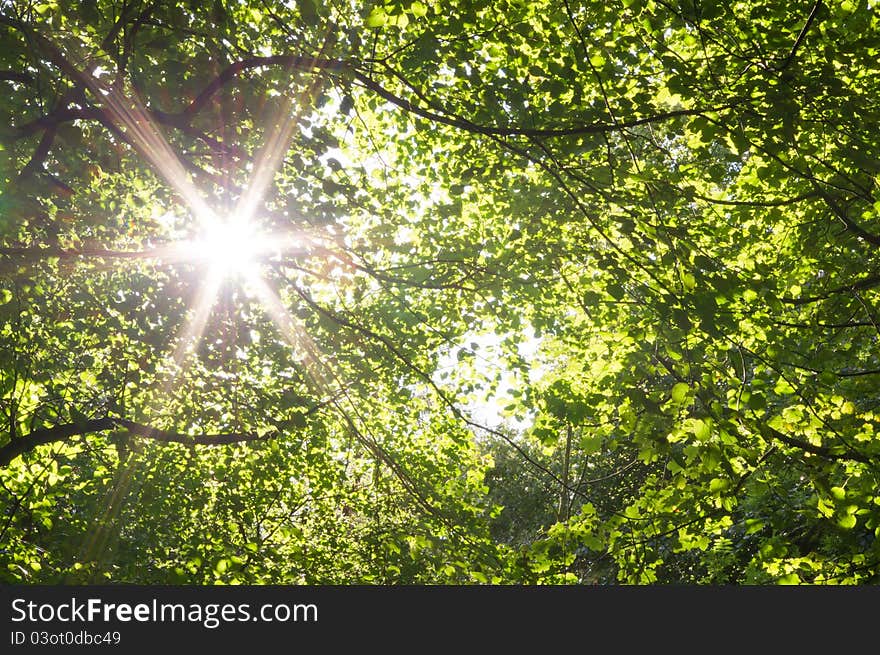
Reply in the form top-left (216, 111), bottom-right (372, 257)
top-left (298, 0), bottom-right (319, 21)
top-left (817, 497), bottom-right (835, 518)
top-left (709, 477), bottom-right (728, 493)
top-left (624, 505), bottom-right (641, 519)
top-left (365, 8), bottom-right (386, 27)
top-left (745, 519), bottom-right (765, 534)
top-left (773, 379), bottom-right (796, 395)
top-left (671, 382), bottom-right (690, 404)
top-left (747, 393), bottom-right (766, 411)
top-left (288, 411), bottom-right (308, 429)
top-left (607, 284), bottom-right (626, 300)
top-left (691, 418), bottom-right (711, 441)
top-left (837, 514), bottom-right (857, 529)
top-left (777, 573), bottom-right (800, 585)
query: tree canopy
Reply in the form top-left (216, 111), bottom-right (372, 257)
top-left (2, 0), bottom-right (880, 584)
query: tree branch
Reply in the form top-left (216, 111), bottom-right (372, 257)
top-left (181, 55), bottom-right (349, 118)
top-left (0, 244), bottom-right (175, 262)
top-left (16, 123), bottom-right (56, 182)
top-left (811, 180), bottom-right (880, 247)
top-left (759, 422), bottom-right (873, 465)
top-left (781, 270), bottom-right (880, 306)
top-left (353, 67), bottom-right (745, 138)
top-left (0, 69), bottom-right (34, 83)
top-left (773, 0), bottom-right (823, 72)
top-left (0, 417), bottom-right (271, 468)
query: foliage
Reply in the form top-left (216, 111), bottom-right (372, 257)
top-left (2, 0), bottom-right (880, 584)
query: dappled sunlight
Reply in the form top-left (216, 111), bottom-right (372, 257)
top-left (52, 63), bottom-right (328, 567)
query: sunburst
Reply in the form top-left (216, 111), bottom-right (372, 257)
top-left (93, 75), bottom-right (322, 367)
top-left (190, 216), bottom-right (268, 280)
top-left (58, 35), bottom-right (343, 577)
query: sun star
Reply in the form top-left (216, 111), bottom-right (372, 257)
top-left (88, 69), bottom-right (322, 368)
top-left (191, 217), bottom-right (271, 280)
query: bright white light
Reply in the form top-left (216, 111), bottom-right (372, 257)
top-left (191, 217), bottom-right (268, 279)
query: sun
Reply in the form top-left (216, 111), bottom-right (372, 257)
top-left (190, 216), bottom-right (270, 279)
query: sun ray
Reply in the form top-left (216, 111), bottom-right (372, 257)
top-left (73, 454), bottom-right (143, 581)
top-left (245, 274), bottom-right (312, 360)
top-left (233, 97), bottom-right (300, 227)
top-left (243, 273), bottom-right (338, 394)
top-left (232, 48), bottom-right (332, 227)
top-left (80, 74), bottom-right (218, 228)
top-left (160, 63), bottom-right (329, 372)
top-left (172, 270), bottom-right (225, 368)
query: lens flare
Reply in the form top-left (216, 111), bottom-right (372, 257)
top-left (191, 217), bottom-right (270, 279)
